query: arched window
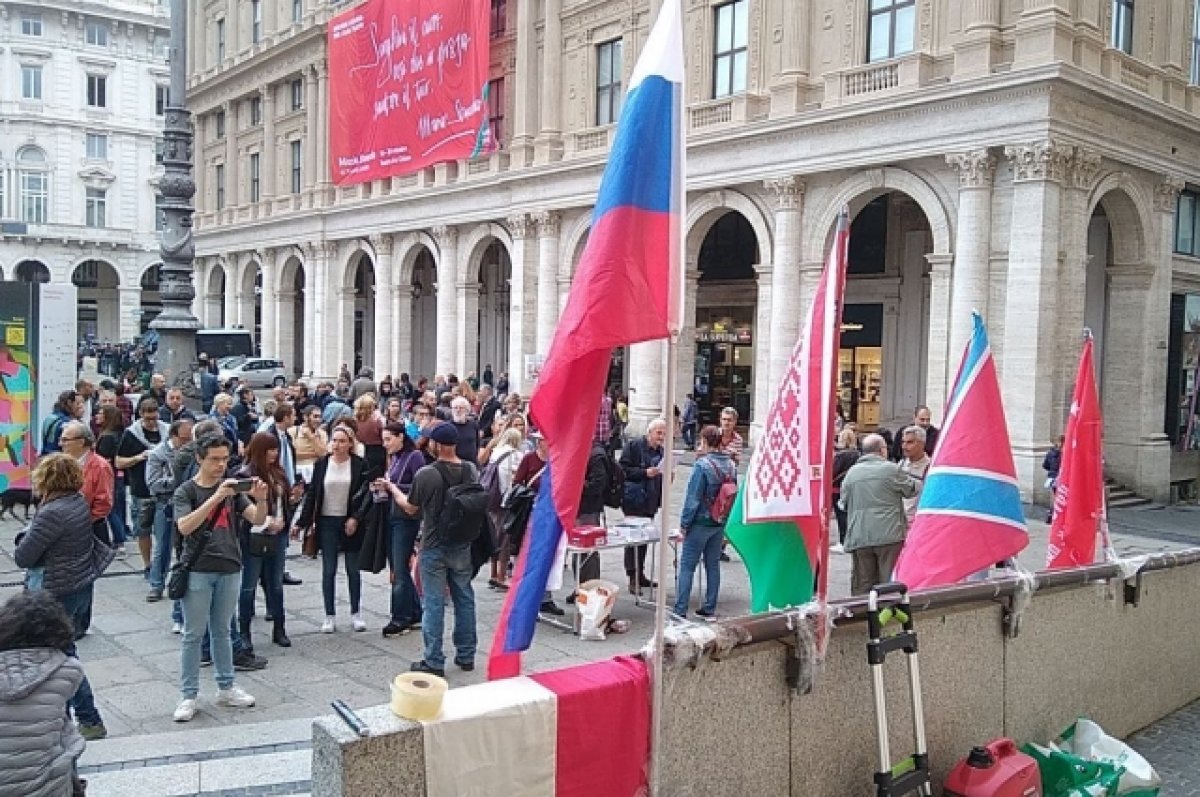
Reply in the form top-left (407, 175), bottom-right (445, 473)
top-left (17, 146), bottom-right (48, 224)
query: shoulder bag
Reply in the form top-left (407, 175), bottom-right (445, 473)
top-left (167, 502), bottom-right (219, 600)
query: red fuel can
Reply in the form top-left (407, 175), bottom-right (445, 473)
top-left (944, 739), bottom-right (1041, 797)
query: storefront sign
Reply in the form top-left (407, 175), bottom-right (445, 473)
top-left (697, 327), bottom-right (752, 344)
top-left (328, 0), bottom-right (492, 185)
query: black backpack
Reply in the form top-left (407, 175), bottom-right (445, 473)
top-left (601, 448), bottom-right (624, 509)
top-left (433, 461), bottom-right (488, 545)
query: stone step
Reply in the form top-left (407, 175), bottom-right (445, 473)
top-left (79, 716), bottom-right (313, 797)
top-left (1109, 495), bottom-right (1153, 509)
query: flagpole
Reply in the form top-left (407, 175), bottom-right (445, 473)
top-left (650, 1), bottom-right (685, 792)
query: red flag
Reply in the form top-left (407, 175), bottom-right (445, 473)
top-left (1046, 335), bottom-right (1105, 568)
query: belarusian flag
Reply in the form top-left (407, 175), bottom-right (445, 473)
top-left (726, 210), bottom-right (849, 611)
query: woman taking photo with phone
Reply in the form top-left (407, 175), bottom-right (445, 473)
top-left (237, 433), bottom-right (296, 649)
top-left (294, 427), bottom-right (370, 633)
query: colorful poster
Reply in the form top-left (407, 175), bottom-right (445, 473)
top-left (0, 284), bottom-right (36, 491)
top-left (328, 0), bottom-right (492, 185)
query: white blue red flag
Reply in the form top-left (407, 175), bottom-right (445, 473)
top-left (893, 312), bottom-right (1029, 590)
top-left (488, 0), bottom-right (682, 679)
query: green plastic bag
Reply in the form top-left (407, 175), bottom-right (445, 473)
top-left (1022, 741), bottom-right (1123, 797)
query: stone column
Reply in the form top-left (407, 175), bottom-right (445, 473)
top-left (277, 287), bottom-right (297, 375)
top-left (955, 0), bottom-right (1002, 77)
top-left (261, 85), bottom-right (276, 201)
top-left (1001, 139), bottom-right (1073, 498)
top-left (945, 149), bottom-right (996, 374)
top-left (394, 279), bottom-right (411, 379)
top-left (510, 0), bottom-right (537, 165)
top-left (627, 339), bottom-right (667, 434)
top-left (372, 234), bottom-right (395, 377)
top-left (535, 0), bottom-right (563, 163)
top-left (1013, 0), bottom-right (1073, 67)
top-left (456, 277), bottom-right (481, 377)
top-left (534, 212), bottom-right (561, 356)
top-left (769, 0), bottom-right (809, 115)
top-left (504, 215), bottom-right (535, 395)
top-left (317, 63), bottom-right (330, 190)
top-left (764, 176), bottom-right (804, 399)
top-left (336, 287), bottom-right (356, 377)
top-left (433, 226), bottom-right (459, 376)
top-left (305, 66), bottom-right (319, 193)
top-left (310, 241), bottom-right (333, 376)
top-left (260, 248), bottom-right (279, 357)
top-left (751, 266), bottom-right (773, 440)
top-left (225, 263), bottom-right (240, 329)
top-left (119, 286), bottom-right (142, 342)
top-left (924, 253), bottom-right (954, 420)
top-left (672, 266), bottom-right (699, 412)
top-left (223, 101), bottom-right (238, 208)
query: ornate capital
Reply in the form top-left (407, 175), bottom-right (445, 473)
top-left (1069, 149), bottom-right (1102, 191)
top-left (945, 149), bottom-right (996, 189)
top-left (1004, 139), bottom-right (1074, 184)
top-left (1155, 175), bottom-right (1186, 213)
top-left (370, 233), bottom-right (395, 257)
top-left (432, 225), bottom-right (458, 248)
top-left (533, 211), bottom-right (561, 238)
top-left (763, 176), bottom-right (805, 211)
top-left (507, 213), bottom-right (535, 240)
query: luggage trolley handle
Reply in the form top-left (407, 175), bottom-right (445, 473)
top-left (866, 582), bottom-right (931, 797)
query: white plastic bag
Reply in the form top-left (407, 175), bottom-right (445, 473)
top-left (1058, 718), bottom-right (1161, 796)
top-left (575, 579), bottom-right (619, 641)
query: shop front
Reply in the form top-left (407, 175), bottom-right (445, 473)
top-left (693, 307), bottom-right (754, 426)
top-left (1167, 292), bottom-right (1200, 495)
top-left (839, 303), bottom-right (885, 430)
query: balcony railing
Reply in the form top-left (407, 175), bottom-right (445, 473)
top-left (824, 52), bottom-right (934, 105)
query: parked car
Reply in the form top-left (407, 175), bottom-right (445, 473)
top-left (218, 356), bottom-right (288, 388)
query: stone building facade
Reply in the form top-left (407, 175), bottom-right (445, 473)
top-left (187, 0), bottom-right (1200, 503)
top-left (0, 0), bottom-right (170, 340)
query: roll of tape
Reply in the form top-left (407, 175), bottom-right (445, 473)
top-left (391, 672), bottom-right (448, 720)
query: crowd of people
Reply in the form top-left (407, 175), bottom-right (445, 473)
top-left (1, 356), bottom-right (763, 791)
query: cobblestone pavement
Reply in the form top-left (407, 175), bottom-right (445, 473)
top-left (1127, 699), bottom-right (1200, 796)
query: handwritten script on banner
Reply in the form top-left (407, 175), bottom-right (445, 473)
top-left (328, 0), bottom-right (492, 185)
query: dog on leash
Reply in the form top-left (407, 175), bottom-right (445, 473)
top-left (0, 488), bottom-right (34, 521)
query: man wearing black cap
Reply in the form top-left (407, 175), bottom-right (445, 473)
top-left (385, 421), bottom-right (479, 678)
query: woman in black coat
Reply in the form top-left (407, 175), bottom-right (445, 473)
top-left (293, 427), bottom-right (370, 633)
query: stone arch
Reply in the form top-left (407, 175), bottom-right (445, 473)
top-left (560, 210), bottom-right (593, 278)
top-left (277, 252), bottom-right (307, 376)
top-left (15, 260), bottom-right (51, 283)
top-left (207, 261), bottom-right (228, 294)
top-left (460, 222), bottom-right (514, 280)
top-left (340, 238), bottom-right (378, 289)
top-left (394, 231), bottom-right (442, 286)
top-left (72, 259), bottom-right (123, 341)
top-left (1086, 173), bottom-right (1153, 267)
top-left (69, 256), bottom-right (122, 287)
top-left (685, 189), bottom-right (774, 266)
top-left (804, 167), bottom-right (954, 263)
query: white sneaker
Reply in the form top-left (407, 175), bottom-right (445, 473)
top-left (321, 617), bottom-right (336, 633)
top-left (173, 698), bottom-right (197, 722)
top-left (216, 686), bottom-right (256, 708)
top-left (114, 544), bottom-right (128, 559)
top-left (830, 543), bottom-right (845, 554)
top-left (171, 621), bottom-right (183, 634)
top-left (351, 613), bottom-right (366, 632)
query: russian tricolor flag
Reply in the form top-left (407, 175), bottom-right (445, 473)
top-left (488, 0), bottom-right (683, 679)
top-left (425, 657), bottom-right (650, 797)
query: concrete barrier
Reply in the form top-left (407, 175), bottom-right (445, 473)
top-left (312, 556), bottom-right (1200, 796)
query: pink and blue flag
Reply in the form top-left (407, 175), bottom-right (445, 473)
top-left (893, 313), bottom-right (1029, 590)
top-left (488, 0), bottom-right (683, 680)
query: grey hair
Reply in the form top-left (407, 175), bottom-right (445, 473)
top-left (902, 425), bottom-right (927, 443)
top-left (861, 434), bottom-right (887, 455)
top-left (193, 419), bottom-right (221, 439)
top-left (62, 421), bottom-right (94, 448)
top-left (647, 418), bottom-right (668, 433)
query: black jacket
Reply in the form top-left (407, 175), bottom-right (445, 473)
top-left (296, 455), bottom-right (371, 549)
top-left (578, 444), bottom-right (611, 517)
top-left (619, 437), bottom-right (664, 516)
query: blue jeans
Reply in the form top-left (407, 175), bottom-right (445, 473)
top-left (418, 544), bottom-right (476, 670)
top-left (318, 516), bottom-right (361, 616)
top-left (388, 516), bottom-right (422, 626)
top-left (56, 585), bottom-right (103, 727)
top-left (239, 532), bottom-right (284, 630)
top-left (108, 476), bottom-right (128, 547)
top-left (148, 499), bottom-right (173, 592)
top-left (180, 570), bottom-right (240, 699)
top-left (201, 617), bottom-right (248, 660)
top-left (674, 523), bottom-right (723, 617)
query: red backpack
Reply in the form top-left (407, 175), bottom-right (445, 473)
top-left (703, 458), bottom-right (738, 524)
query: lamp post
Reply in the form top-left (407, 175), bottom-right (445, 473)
top-left (150, 0), bottom-right (201, 396)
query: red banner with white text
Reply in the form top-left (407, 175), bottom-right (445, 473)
top-left (327, 0), bottom-right (492, 185)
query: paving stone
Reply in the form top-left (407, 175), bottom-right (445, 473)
top-left (1127, 700), bottom-right (1200, 795)
top-left (199, 750), bottom-right (312, 792)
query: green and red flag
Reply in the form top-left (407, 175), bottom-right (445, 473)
top-left (726, 210), bottom-right (849, 611)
